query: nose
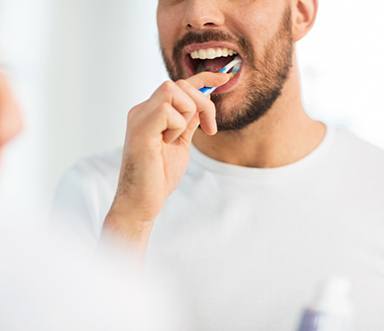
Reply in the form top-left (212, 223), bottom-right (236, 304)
top-left (183, 0), bottom-right (225, 31)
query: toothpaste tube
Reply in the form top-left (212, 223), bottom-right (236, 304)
top-left (297, 278), bottom-right (353, 331)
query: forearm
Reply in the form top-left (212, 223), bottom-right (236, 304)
top-left (102, 211), bottom-right (154, 258)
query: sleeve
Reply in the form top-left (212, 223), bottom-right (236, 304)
top-left (51, 162), bottom-right (104, 248)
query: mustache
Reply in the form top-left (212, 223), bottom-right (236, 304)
top-left (173, 30), bottom-right (254, 64)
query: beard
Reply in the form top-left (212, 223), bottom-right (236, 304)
top-left (160, 7), bottom-right (293, 132)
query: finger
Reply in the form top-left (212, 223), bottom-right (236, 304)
top-left (176, 79), bottom-right (217, 135)
top-left (186, 71), bottom-right (232, 90)
top-left (149, 80), bottom-right (197, 123)
top-left (158, 103), bottom-right (187, 144)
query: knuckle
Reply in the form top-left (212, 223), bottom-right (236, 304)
top-left (167, 105), bottom-right (185, 124)
top-left (158, 103), bottom-right (173, 119)
top-left (181, 120), bottom-right (188, 131)
top-left (176, 114), bottom-right (188, 131)
top-left (179, 114), bottom-right (187, 127)
top-left (160, 80), bottom-right (175, 94)
top-left (187, 101), bottom-right (197, 114)
top-left (176, 79), bottom-right (189, 89)
top-left (127, 100), bottom-right (148, 120)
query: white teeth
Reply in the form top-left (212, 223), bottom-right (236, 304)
top-left (207, 49), bottom-right (216, 59)
top-left (190, 47), bottom-right (238, 60)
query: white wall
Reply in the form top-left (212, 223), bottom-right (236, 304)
top-left (0, 0), bottom-right (165, 208)
top-left (44, 0), bottom-right (165, 191)
top-left (299, 0), bottom-right (384, 147)
top-left (44, 0), bottom-right (165, 198)
top-left (1, 0), bottom-right (384, 209)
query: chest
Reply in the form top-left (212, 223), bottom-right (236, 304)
top-left (146, 181), bottom-right (384, 330)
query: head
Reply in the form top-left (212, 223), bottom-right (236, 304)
top-left (0, 71), bottom-right (22, 162)
top-left (157, 0), bottom-right (317, 131)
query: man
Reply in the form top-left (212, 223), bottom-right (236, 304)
top-left (53, 0), bottom-right (384, 330)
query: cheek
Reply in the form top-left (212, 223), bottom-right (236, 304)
top-left (231, 4), bottom-right (286, 49)
top-left (157, 10), bottom-right (180, 54)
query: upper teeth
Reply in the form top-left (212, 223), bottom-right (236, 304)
top-left (190, 48), bottom-right (238, 60)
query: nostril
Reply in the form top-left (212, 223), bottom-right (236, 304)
top-left (186, 20), bottom-right (218, 30)
top-left (186, 22), bottom-right (216, 29)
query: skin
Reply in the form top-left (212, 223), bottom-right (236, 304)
top-left (104, 0), bottom-right (325, 256)
top-left (0, 71), bottom-right (23, 162)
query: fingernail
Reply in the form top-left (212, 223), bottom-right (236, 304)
top-left (212, 122), bottom-right (218, 135)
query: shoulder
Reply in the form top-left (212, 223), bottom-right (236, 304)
top-left (331, 126), bottom-right (384, 165)
top-left (52, 148), bottom-right (123, 239)
top-left (329, 126), bottom-right (384, 194)
top-left (55, 147), bottom-right (123, 209)
top-left (65, 147), bottom-right (122, 183)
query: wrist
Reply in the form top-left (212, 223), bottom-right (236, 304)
top-left (104, 210), bottom-right (154, 236)
top-left (109, 193), bottom-right (159, 223)
top-left (102, 211), bottom-right (154, 255)
top-left (102, 214), bottom-right (152, 262)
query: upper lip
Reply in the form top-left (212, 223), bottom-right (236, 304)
top-left (183, 41), bottom-right (241, 58)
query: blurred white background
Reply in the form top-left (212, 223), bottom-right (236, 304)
top-left (0, 0), bottom-right (383, 211)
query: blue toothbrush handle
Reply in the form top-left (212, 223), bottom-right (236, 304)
top-left (199, 86), bottom-right (214, 94)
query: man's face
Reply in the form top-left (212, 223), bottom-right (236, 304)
top-left (157, 0), bottom-right (294, 131)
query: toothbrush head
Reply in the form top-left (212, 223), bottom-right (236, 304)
top-left (219, 56), bottom-right (242, 74)
top-left (230, 63), bottom-right (241, 76)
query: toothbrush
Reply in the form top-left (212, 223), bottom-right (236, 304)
top-left (199, 56), bottom-right (242, 96)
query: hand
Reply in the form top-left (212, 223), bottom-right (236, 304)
top-left (104, 72), bottom-right (231, 247)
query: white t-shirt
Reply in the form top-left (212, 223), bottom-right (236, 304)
top-left (52, 125), bottom-right (384, 331)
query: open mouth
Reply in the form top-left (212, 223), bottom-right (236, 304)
top-left (184, 47), bottom-right (241, 76)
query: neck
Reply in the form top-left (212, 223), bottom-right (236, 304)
top-left (192, 61), bottom-right (326, 168)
